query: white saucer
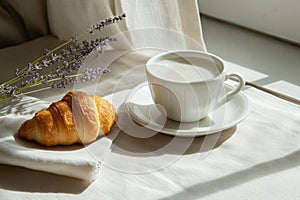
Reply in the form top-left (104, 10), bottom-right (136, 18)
top-left (124, 82), bottom-right (249, 137)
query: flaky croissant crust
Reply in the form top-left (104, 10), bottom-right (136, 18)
top-left (18, 91), bottom-right (117, 146)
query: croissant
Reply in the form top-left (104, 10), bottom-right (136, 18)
top-left (18, 91), bottom-right (117, 146)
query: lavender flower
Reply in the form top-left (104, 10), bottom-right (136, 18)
top-left (0, 13), bottom-right (126, 101)
top-left (88, 13), bottom-right (126, 34)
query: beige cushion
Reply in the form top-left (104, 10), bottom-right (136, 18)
top-left (47, 0), bottom-right (205, 49)
top-left (47, 0), bottom-right (122, 41)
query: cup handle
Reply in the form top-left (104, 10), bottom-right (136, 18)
top-left (216, 73), bottom-right (245, 107)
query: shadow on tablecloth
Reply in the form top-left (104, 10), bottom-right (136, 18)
top-left (0, 164), bottom-right (91, 193)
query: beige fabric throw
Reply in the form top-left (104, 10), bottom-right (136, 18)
top-left (47, 0), bottom-right (206, 50)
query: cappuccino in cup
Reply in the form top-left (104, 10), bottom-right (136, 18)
top-left (148, 57), bottom-right (220, 82)
top-left (146, 50), bottom-right (245, 122)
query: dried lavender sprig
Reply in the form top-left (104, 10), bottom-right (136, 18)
top-left (40, 36), bottom-right (115, 84)
top-left (1, 67), bottom-right (110, 100)
top-left (10, 66), bottom-right (111, 98)
top-left (88, 13), bottom-right (126, 34)
top-left (50, 67), bottom-right (110, 89)
top-left (10, 36), bottom-right (116, 97)
top-left (0, 13), bottom-right (126, 101)
top-left (0, 13), bottom-right (126, 87)
top-left (16, 35), bottom-right (114, 82)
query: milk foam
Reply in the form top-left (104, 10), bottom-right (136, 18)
top-left (149, 57), bottom-right (220, 82)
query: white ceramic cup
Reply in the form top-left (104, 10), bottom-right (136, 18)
top-left (145, 50), bottom-right (245, 122)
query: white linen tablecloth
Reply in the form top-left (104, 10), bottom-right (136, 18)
top-left (1, 79), bottom-right (300, 199)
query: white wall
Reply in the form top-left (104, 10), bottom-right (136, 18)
top-left (198, 0), bottom-right (300, 44)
